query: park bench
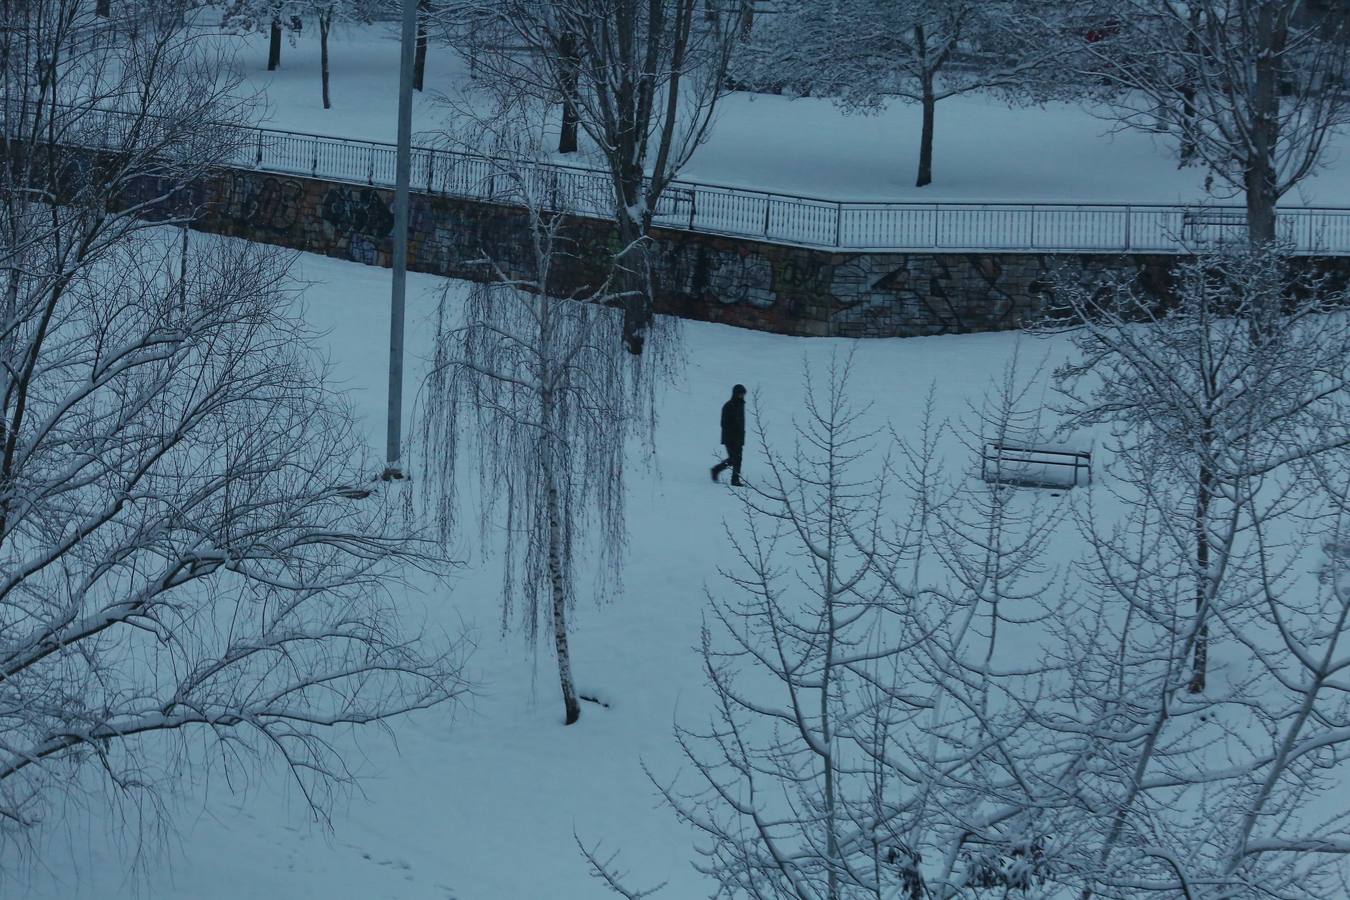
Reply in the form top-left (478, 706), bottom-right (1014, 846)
top-left (981, 442), bottom-right (1092, 490)
top-left (653, 186), bottom-right (697, 225)
top-left (1181, 208), bottom-right (1248, 243)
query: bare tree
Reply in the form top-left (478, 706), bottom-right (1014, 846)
top-left (442, 0), bottom-right (741, 355)
top-left (417, 110), bottom-right (669, 724)
top-left (656, 355), bottom-right (1064, 898)
top-left (740, 0), bottom-right (1057, 187)
top-left (0, 1), bottom-right (469, 871)
top-left (1035, 248), bottom-right (1350, 896)
top-left (293, 0), bottom-right (374, 109)
top-left (1052, 247), bottom-right (1350, 693)
top-left (1064, 0), bottom-right (1350, 245)
top-left (221, 0), bottom-right (301, 71)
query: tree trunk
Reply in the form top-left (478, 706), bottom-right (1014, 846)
top-left (821, 545), bottom-right (840, 900)
top-left (179, 224), bottom-right (189, 313)
top-left (546, 478), bottom-right (581, 725)
top-left (1188, 452), bottom-right (1214, 694)
top-left (96, 0), bottom-right (110, 17)
top-left (1178, 6), bottom-right (1200, 165)
top-left (413, 0), bottom-right (429, 92)
top-left (319, 13), bottom-right (332, 110)
top-left (557, 31), bottom-right (580, 154)
top-left (615, 212), bottom-right (649, 356)
top-left (1245, 0), bottom-right (1285, 247)
top-left (917, 80), bottom-right (936, 188)
top-left (268, 18), bottom-right (282, 71)
top-left (913, 25), bottom-right (935, 188)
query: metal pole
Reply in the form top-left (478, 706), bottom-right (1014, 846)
top-left (383, 0), bottom-right (418, 480)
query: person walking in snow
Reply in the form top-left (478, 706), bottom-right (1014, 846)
top-left (711, 384), bottom-right (747, 486)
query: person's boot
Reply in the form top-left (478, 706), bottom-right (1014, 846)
top-left (711, 463), bottom-right (723, 482)
top-left (730, 475), bottom-right (744, 487)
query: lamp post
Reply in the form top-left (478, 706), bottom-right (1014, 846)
top-left (382, 0), bottom-right (418, 481)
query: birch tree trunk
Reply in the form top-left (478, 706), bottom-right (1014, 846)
top-left (547, 470), bottom-right (581, 726)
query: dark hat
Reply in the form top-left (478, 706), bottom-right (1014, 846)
top-left (732, 384), bottom-right (747, 396)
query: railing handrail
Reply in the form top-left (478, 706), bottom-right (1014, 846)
top-left (13, 100), bottom-right (1350, 254)
top-left (21, 99), bottom-right (1348, 214)
top-left (226, 121), bottom-right (1349, 215)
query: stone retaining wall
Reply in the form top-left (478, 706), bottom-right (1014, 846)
top-left (125, 166), bottom-right (1193, 337)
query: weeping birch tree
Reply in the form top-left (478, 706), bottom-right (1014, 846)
top-left (418, 127), bottom-right (668, 724)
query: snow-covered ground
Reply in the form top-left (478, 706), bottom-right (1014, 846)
top-left (216, 20), bottom-right (1350, 207)
top-left (12, 21), bottom-right (1349, 899)
top-left (14, 245), bottom-right (1089, 900)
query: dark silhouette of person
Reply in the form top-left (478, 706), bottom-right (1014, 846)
top-left (711, 384), bottom-right (747, 486)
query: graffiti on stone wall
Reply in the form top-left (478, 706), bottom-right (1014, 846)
top-left (648, 238), bottom-right (775, 309)
top-left (828, 254), bottom-right (1043, 334)
top-left (172, 167), bottom-right (1197, 339)
top-left (829, 255), bottom-right (932, 325)
top-left (222, 173), bottom-right (305, 234)
top-left (695, 246), bottom-right (777, 308)
top-left (320, 185), bottom-right (395, 264)
top-left (120, 171), bottom-right (210, 221)
top-left (962, 255), bottom-right (1021, 327)
top-left (410, 200), bottom-right (457, 273)
top-left (407, 199), bottom-right (543, 280)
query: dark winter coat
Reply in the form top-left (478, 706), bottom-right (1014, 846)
top-left (720, 396), bottom-right (746, 447)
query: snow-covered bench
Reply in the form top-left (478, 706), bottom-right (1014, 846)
top-left (981, 442), bottom-right (1092, 490)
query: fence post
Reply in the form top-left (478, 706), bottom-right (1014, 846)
top-left (689, 189), bottom-right (697, 230)
top-left (254, 130), bottom-right (263, 168)
top-left (835, 201), bottom-right (843, 247)
top-left (367, 146), bottom-right (375, 185)
top-left (763, 195), bottom-right (771, 238)
top-left (310, 139), bottom-right (319, 177)
top-left (426, 149), bottom-right (435, 193)
top-left (1124, 206), bottom-right (1132, 251)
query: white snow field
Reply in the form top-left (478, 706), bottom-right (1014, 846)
top-left (11, 244), bottom-right (1100, 900)
top-left (214, 20), bottom-right (1350, 208)
top-left (11, 22), bottom-right (1349, 900)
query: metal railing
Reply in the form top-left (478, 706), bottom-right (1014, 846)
top-left (12, 102), bottom-right (1350, 255)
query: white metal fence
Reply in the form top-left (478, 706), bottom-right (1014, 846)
top-left (12, 103), bottom-right (1350, 255)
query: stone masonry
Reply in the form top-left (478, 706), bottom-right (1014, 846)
top-left (119, 165), bottom-right (1208, 338)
